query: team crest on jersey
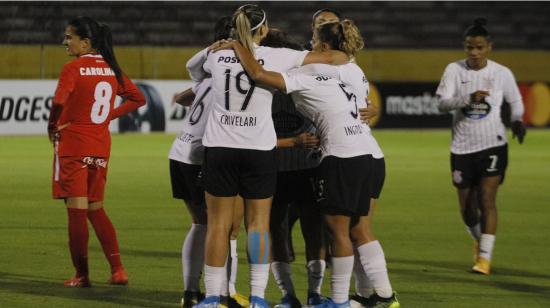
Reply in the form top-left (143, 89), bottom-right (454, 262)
top-left (461, 100), bottom-right (491, 119)
top-left (452, 170), bottom-right (463, 184)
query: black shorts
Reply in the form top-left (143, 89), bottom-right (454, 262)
top-left (315, 155), bottom-right (374, 216)
top-left (202, 147), bottom-right (277, 199)
top-left (273, 168), bottom-right (317, 210)
top-left (169, 159), bottom-right (205, 204)
top-left (450, 144), bottom-right (508, 189)
top-left (370, 158), bottom-right (386, 199)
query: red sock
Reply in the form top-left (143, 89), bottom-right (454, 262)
top-left (88, 207), bottom-right (123, 273)
top-left (67, 208), bottom-right (89, 277)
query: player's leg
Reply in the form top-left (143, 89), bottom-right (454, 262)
top-left (228, 195), bottom-right (249, 307)
top-left (324, 214), bottom-right (354, 305)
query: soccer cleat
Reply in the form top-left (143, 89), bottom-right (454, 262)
top-left (315, 299), bottom-right (350, 308)
top-left (275, 293), bottom-right (302, 308)
top-left (307, 292), bottom-right (326, 306)
top-left (181, 290), bottom-right (206, 308)
top-left (349, 293), bottom-right (369, 308)
top-left (472, 256), bottom-right (491, 275)
top-left (366, 292), bottom-right (400, 308)
top-left (249, 296), bottom-right (270, 308)
top-left (108, 269), bottom-right (129, 285)
top-left (193, 296), bottom-right (221, 308)
top-left (63, 275), bottom-right (91, 288)
top-left (473, 240), bottom-right (480, 263)
top-left (231, 293), bottom-right (249, 307)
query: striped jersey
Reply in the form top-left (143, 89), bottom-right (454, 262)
top-left (272, 90), bottom-right (321, 171)
top-left (168, 78), bottom-right (212, 165)
top-left (436, 59), bottom-right (524, 154)
top-left (297, 63), bottom-right (384, 158)
top-left (200, 46), bottom-right (308, 150)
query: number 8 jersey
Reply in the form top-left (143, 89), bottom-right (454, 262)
top-left (53, 54), bottom-right (144, 157)
top-left (202, 46), bottom-right (308, 150)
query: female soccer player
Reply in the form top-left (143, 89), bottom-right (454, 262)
top-left (216, 18), bottom-right (389, 308)
top-left (187, 5), bottom-right (348, 308)
top-left (436, 18), bottom-right (526, 275)
top-left (48, 16), bottom-right (145, 287)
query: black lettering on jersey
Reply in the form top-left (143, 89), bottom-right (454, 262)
top-left (218, 56), bottom-right (240, 64)
top-left (344, 124), bottom-right (364, 136)
top-left (188, 87), bottom-right (211, 125)
top-left (315, 75), bottom-right (330, 81)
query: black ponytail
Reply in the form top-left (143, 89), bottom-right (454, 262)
top-left (68, 16), bottom-right (124, 85)
top-left (463, 18), bottom-right (491, 41)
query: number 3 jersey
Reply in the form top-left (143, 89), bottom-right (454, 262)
top-left (53, 54), bottom-right (144, 157)
top-left (168, 78), bottom-right (213, 165)
top-left (282, 64), bottom-right (373, 160)
top-left (202, 46), bottom-right (308, 150)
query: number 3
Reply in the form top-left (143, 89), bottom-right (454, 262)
top-left (90, 81), bottom-right (113, 124)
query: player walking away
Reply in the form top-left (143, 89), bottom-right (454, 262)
top-left (216, 18), bottom-right (394, 308)
top-left (188, 5), bottom-right (348, 308)
top-left (48, 16), bottom-right (145, 288)
top-left (171, 16), bottom-right (248, 308)
top-left (436, 18), bottom-right (526, 275)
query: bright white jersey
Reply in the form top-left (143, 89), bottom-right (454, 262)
top-left (283, 66), bottom-right (372, 160)
top-left (297, 63), bottom-right (384, 158)
top-left (436, 59), bottom-right (523, 154)
top-left (168, 78), bottom-right (213, 165)
top-left (202, 46), bottom-right (308, 150)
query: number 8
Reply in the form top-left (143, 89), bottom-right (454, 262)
top-left (90, 81), bottom-right (113, 124)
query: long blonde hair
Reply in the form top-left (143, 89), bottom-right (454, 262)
top-left (316, 19), bottom-right (364, 57)
top-left (232, 4), bottom-right (266, 56)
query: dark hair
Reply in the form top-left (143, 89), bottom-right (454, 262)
top-left (67, 16), bottom-right (124, 84)
top-left (463, 18), bottom-right (491, 41)
top-left (316, 19), bottom-right (364, 57)
top-left (312, 8), bottom-right (342, 24)
top-left (232, 4), bottom-right (267, 55)
top-left (261, 28), bottom-right (303, 51)
top-left (214, 16), bottom-right (232, 41)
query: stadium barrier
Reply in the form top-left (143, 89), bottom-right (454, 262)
top-left (1, 80), bottom-right (548, 135)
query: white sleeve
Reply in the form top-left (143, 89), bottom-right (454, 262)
top-left (186, 48), bottom-right (209, 82)
top-left (502, 68), bottom-right (524, 122)
top-left (275, 49), bottom-right (309, 72)
top-left (282, 72), bottom-right (309, 95)
top-left (436, 64), bottom-right (469, 112)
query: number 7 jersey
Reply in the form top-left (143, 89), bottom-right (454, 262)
top-left (202, 46), bottom-right (308, 150)
top-left (53, 54), bottom-right (144, 157)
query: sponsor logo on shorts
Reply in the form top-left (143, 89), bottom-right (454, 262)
top-left (82, 157), bottom-right (107, 168)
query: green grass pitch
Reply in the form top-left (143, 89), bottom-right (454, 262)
top-left (1, 130), bottom-right (549, 307)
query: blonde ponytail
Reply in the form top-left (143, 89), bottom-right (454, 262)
top-left (233, 11), bottom-right (256, 56)
top-left (339, 19), bottom-right (364, 57)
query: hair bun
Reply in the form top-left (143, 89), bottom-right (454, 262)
top-left (473, 18), bottom-right (488, 27)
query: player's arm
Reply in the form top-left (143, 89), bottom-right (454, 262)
top-left (277, 132), bottom-right (320, 148)
top-left (111, 75), bottom-right (146, 120)
top-left (436, 66), bottom-right (472, 112)
top-left (359, 99), bottom-right (378, 123)
top-left (186, 47), bottom-right (209, 82)
top-left (223, 40), bottom-right (287, 91)
top-left (173, 87), bottom-right (196, 107)
top-left (502, 68), bottom-right (526, 144)
top-left (48, 63), bottom-right (77, 142)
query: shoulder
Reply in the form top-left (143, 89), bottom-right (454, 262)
top-left (488, 60), bottom-right (514, 76)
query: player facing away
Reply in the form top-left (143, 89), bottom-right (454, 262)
top-left (436, 18), bottom-right (526, 275)
top-left (216, 18), bottom-right (391, 308)
top-left (170, 16), bottom-right (248, 308)
top-left (188, 5), bottom-right (348, 308)
top-left (48, 16), bottom-right (145, 287)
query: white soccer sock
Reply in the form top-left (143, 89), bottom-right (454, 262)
top-left (221, 258), bottom-right (229, 297)
top-left (466, 223), bottom-right (482, 241)
top-left (307, 259), bottom-right (326, 295)
top-left (182, 223), bottom-right (207, 291)
top-left (353, 248), bottom-right (374, 298)
top-left (330, 255), bottom-right (354, 304)
top-left (479, 233), bottom-right (496, 261)
top-left (272, 261), bottom-right (295, 296)
top-left (204, 264), bottom-right (225, 297)
top-left (228, 239), bottom-right (238, 296)
top-left (250, 263), bottom-right (270, 298)
top-left (357, 241), bottom-right (393, 298)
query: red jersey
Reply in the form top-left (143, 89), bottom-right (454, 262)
top-left (53, 54), bottom-right (145, 157)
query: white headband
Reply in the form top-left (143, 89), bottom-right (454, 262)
top-left (250, 10), bottom-right (266, 31)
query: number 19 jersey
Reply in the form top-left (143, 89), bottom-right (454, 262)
top-left (202, 46), bottom-right (308, 150)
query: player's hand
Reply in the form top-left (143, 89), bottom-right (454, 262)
top-left (470, 90), bottom-right (490, 104)
top-left (48, 122), bottom-right (70, 143)
top-left (209, 39), bottom-right (234, 53)
top-left (359, 101), bottom-right (378, 123)
top-left (511, 120), bottom-right (526, 144)
top-left (294, 132), bottom-right (320, 149)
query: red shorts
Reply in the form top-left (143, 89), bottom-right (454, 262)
top-left (52, 154), bottom-right (109, 202)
